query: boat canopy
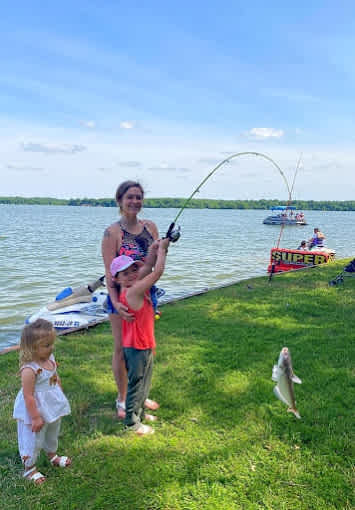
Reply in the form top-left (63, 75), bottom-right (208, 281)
top-left (270, 206), bottom-right (296, 211)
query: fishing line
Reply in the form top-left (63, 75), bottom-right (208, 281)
top-left (274, 153), bottom-right (303, 250)
top-left (269, 153), bottom-right (303, 282)
top-left (165, 151), bottom-right (291, 240)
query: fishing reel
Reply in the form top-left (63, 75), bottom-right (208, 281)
top-left (165, 222), bottom-right (181, 243)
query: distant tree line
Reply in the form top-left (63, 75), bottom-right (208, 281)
top-left (0, 196), bottom-right (68, 205)
top-left (0, 196), bottom-right (355, 211)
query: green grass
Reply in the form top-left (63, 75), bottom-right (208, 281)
top-left (0, 260), bottom-right (354, 509)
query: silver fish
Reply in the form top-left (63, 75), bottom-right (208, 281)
top-left (272, 347), bottom-right (302, 419)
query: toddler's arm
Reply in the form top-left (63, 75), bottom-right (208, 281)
top-left (21, 368), bottom-right (45, 432)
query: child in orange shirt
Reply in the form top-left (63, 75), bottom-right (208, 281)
top-left (110, 238), bottom-right (169, 435)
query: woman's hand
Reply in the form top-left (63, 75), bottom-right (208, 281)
top-left (113, 301), bottom-right (135, 322)
top-left (32, 415), bottom-right (45, 432)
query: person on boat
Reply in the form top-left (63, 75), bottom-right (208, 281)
top-left (101, 180), bottom-right (160, 419)
top-left (297, 240), bottom-right (307, 250)
top-left (110, 238), bottom-right (169, 435)
top-left (308, 227), bottom-right (326, 250)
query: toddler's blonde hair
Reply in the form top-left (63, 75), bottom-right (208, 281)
top-left (19, 319), bottom-right (56, 367)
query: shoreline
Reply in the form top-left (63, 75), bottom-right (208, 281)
top-left (0, 279), bottom-right (241, 355)
top-left (0, 260), bottom-right (343, 356)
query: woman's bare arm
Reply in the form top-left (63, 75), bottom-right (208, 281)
top-left (101, 224), bottom-right (132, 319)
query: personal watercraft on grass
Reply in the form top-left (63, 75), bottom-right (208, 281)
top-left (26, 277), bottom-right (109, 334)
top-left (26, 277), bottom-right (166, 334)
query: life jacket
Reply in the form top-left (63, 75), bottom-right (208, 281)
top-left (311, 234), bottom-right (324, 247)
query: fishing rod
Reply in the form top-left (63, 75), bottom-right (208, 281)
top-left (165, 151), bottom-right (291, 241)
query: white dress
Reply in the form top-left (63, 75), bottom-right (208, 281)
top-left (13, 354), bottom-right (71, 424)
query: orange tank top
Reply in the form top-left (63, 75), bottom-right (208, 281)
top-left (120, 290), bottom-right (156, 350)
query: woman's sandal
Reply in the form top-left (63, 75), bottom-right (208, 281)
top-left (116, 399), bottom-right (126, 420)
top-left (49, 454), bottom-right (71, 467)
top-left (144, 413), bottom-right (158, 422)
top-left (144, 398), bottom-right (160, 411)
top-left (135, 424), bottom-right (155, 436)
top-left (23, 466), bottom-right (46, 485)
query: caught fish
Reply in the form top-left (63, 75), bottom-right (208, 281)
top-left (272, 347), bottom-right (302, 419)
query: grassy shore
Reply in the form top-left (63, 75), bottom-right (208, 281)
top-left (0, 260), bottom-right (354, 510)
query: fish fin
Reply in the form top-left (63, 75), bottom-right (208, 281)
top-left (292, 374), bottom-right (302, 384)
top-left (287, 407), bottom-right (301, 419)
top-left (272, 365), bottom-right (279, 382)
top-left (273, 386), bottom-right (291, 407)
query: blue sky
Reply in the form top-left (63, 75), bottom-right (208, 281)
top-left (1, 1), bottom-right (355, 200)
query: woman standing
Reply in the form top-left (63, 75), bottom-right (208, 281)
top-left (102, 181), bottom-right (160, 419)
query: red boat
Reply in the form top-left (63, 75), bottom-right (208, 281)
top-left (267, 247), bottom-right (336, 273)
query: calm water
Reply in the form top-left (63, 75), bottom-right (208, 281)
top-left (1, 204), bottom-right (354, 350)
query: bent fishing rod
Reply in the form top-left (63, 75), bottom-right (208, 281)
top-left (165, 151), bottom-right (291, 241)
top-left (96, 152), bottom-right (290, 288)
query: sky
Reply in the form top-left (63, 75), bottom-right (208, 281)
top-left (1, 1), bottom-right (355, 201)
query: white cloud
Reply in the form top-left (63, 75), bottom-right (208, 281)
top-left (120, 121), bottom-right (135, 129)
top-left (80, 120), bottom-right (96, 129)
top-left (148, 166), bottom-right (177, 171)
top-left (21, 142), bottom-right (87, 154)
top-left (247, 128), bottom-right (284, 139)
top-left (118, 161), bottom-right (141, 167)
top-left (1, 118), bottom-right (353, 200)
top-left (147, 165), bottom-right (191, 173)
top-left (6, 164), bottom-right (45, 172)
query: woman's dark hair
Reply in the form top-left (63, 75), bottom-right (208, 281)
top-left (115, 181), bottom-right (144, 205)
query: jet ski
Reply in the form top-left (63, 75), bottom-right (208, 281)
top-left (26, 277), bottom-right (109, 334)
top-left (26, 277), bottom-right (166, 334)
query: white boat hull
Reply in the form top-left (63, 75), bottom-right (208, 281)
top-left (263, 216), bottom-right (307, 225)
top-left (26, 290), bottom-right (109, 333)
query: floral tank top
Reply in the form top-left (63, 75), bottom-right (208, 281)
top-left (117, 222), bottom-right (154, 261)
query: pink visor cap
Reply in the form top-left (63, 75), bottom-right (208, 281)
top-left (110, 255), bottom-right (143, 277)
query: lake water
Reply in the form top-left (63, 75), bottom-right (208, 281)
top-left (1, 204), bottom-right (354, 350)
